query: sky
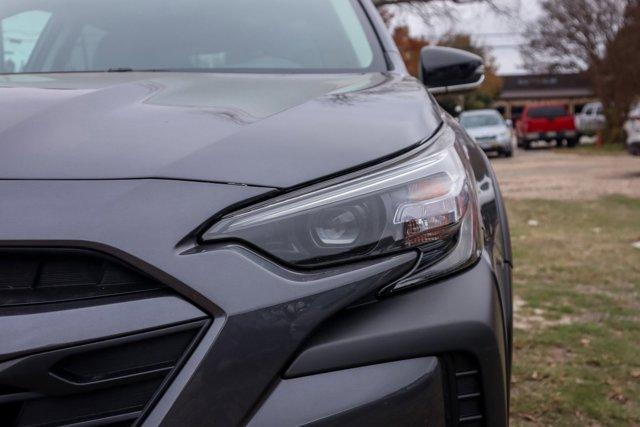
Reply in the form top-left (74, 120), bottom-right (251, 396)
top-left (401, 0), bottom-right (543, 75)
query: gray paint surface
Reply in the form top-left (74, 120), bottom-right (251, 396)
top-left (0, 72), bottom-right (441, 188)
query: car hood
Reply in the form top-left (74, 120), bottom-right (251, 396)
top-left (465, 125), bottom-right (508, 139)
top-left (0, 72), bottom-right (441, 188)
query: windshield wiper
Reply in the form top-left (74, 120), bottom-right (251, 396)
top-left (106, 67), bottom-right (135, 72)
top-left (106, 68), bottom-right (169, 73)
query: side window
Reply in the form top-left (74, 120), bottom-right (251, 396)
top-left (596, 105), bottom-right (604, 116)
top-left (0, 11), bottom-right (51, 73)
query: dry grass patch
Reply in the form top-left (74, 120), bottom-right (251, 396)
top-left (508, 196), bottom-right (640, 426)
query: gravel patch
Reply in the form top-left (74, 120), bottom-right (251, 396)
top-left (490, 149), bottom-right (640, 200)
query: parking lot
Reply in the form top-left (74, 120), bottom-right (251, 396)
top-left (491, 147), bottom-right (640, 426)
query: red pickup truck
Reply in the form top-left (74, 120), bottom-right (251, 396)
top-left (516, 104), bottom-right (578, 149)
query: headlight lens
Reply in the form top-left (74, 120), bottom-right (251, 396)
top-left (202, 125), bottom-right (479, 270)
top-left (498, 130), bottom-right (512, 142)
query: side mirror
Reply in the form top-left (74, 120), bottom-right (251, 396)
top-left (419, 46), bottom-right (485, 94)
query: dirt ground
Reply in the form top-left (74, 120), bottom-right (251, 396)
top-left (491, 148), bottom-right (640, 200)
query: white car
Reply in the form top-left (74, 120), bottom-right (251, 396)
top-left (575, 102), bottom-right (606, 136)
top-left (625, 105), bottom-right (640, 156)
top-left (459, 109), bottom-right (513, 157)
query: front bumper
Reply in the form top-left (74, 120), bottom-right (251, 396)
top-left (524, 130), bottom-right (577, 141)
top-left (249, 259), bottom-right (509, 426)
top-left (0, 180), bottom-right (509, 426)
top-left (474, 137), bottom-right (511, 153)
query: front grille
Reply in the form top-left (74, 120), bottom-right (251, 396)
top-left (475, 136), bottom-right (497, 143)
top-left (443, 353), bottom-right (485, 427)
top-left (0, 249), bottom-right (165, 307)
top-left (0, 248), bottom-right (208, 427)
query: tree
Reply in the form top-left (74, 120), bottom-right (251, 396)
top-left (599, 0), bottom-right (640, 143)
top-left (522, 0), bottom-right (637, 143)
top-left (379, 8), bottom-right (429, 78)
top-left (391, 25), bottom-right (429, 77)
top-left (375, 0), bottom-right (515, 28)
top-left (381, 6), bottom-right (503, 115)
top-left (379, 7), bottom-right (430, 78)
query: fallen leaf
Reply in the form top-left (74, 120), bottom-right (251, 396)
top-left (609, 388), bottom-right (628, 404)
top-left (527, 219), bottom-right (539, 227)
top-left (580, 338), bottom-right (591, 347)
top-left (631, 369), bottom-right (640, 379)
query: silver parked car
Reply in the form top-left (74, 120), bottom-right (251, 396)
top-left (459, 109), bottom-right (514, 157)
top-left (575, 102), bottom-right (606, 136)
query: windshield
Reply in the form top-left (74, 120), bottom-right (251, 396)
top-left (460, 113), bottom-right (504, 129)
top-left (527, 106), bottom-right (568, 119)
top-left (0, 0), bottom-right (385, 74)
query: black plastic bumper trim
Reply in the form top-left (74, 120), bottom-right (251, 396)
top-left (285, 259), bottom-right (508, 426)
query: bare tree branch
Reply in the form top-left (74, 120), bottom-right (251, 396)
top-left (522, 0), bottom-right (627, 72)
top-left (373, 0), bottom-right (514, 14)
top-left (377, 0), bottom-right (519, 32)
top-left (373, 0), bottom-right (478, 5)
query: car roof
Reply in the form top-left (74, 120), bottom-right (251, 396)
top-left (460, 109), bottom-right (501, 116)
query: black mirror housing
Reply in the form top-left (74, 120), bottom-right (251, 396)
top-left (419, 46), bottom-right (485, 94)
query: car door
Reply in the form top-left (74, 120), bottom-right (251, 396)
top-left (581, 105), bottom-right (595, 134)
top-left (593, 104), bottom-right (606, 132)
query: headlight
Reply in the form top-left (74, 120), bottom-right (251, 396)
top-left (498, 130), bottom-right (512, 142)
top-left (202, 125), bottom-right (481, 280)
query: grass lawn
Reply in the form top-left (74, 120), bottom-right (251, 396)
top-left (507, 196), bottom-right (640, 426)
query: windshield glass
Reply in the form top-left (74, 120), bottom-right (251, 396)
top-left (528, 106), bottom-right (568, 119)
top-left (0, 0), bottom-right (385, 74)
top-left (460, 113), bottom-right (504, 129)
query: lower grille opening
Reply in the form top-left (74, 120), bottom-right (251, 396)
top-left (0, 247), bottom-right (210, 427)
top-left (0, 385), bottom-right (28, 396)
top-left (52, 327), bottom-right (197, 384)
top-left (0, 323), bottom-right (205, 427)
top-left (15, 379), bottom-right (160, 427)
top-left (0, 402), bottom-right (23, 426)
top-left (442, 352), bottom-right (485, 427)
